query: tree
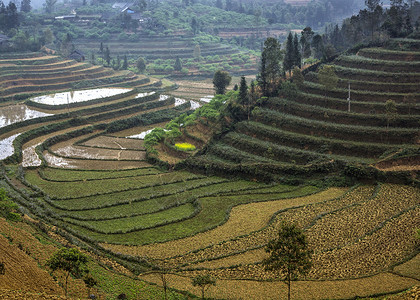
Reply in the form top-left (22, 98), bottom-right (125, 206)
top-left (192, 274), bottom-right (216, 299)
top-left (283, 32), bottom-right (294, 76)
top-left (46, 248), bottom-right (89, 297)
top-left (311, 34), bottom-right (324, 59)
top-left (83, 274), bottom-right (97, 299)
top-left (191, 17), bottom-right (198, 35)
top-left (300, 27), bottom-right (314, 58)
top-left (385, 99), bottom-right (397, 129)
top-left (293, 33), bottom-right (301, 68)
top-left (60, 33), bottom-right (74, 57)
top-left (122, 55), bottom-right (128, 70)
top-left (44, 0), bottom-right (57, 14)
top-left (363, 0), bottom-right (384, 40)
top-left (259, 37), bottom-right (282, 96)
top-left (213, 70), bottom-right (232, 95)
top-left (174, 57), bottom-right (182, 71)
top-left (318, 65), bottom-right (338, 98)
top-left (263, 223), bottom-right (312, 300)
top-left (238, 76), bottom-right (250, 120)
top-left (136, 57), bottom-right (146, 73)
top-left (292, 66), bottom-right (304, 87)
top-left (20, 0), bottom-right (31, 12)
top-left (104, 46), bottom-right (111, 66)
top-left (193, 44), bottom-right (201, 61)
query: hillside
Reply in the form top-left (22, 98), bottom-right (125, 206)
top-left (0, 37), bottom-right (418, 299)
top-left (0, 52), bottom-right (165, 102)
top-left (184, 38), bottom-right (420, 183)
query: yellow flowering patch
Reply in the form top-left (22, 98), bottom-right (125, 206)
top-left (175, 143), bottom-right (196, 151)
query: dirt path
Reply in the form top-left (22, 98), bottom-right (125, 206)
top-left (139, 271), bottom-right (419, 300)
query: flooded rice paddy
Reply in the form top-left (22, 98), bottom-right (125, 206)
top-left (0, 105), bottom-right (52, 128)
top-left (0, 133), bottom-right (21, 160)
top-left (31, 88), bottom-right (132, 105)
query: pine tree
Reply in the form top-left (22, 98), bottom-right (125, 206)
top-left (20, 0), bottom-right (31, 12)
top-left (122, 55), bottom-right (128, 70)
top-left (283, 32), bottom-right (294, 76)
top-left (259, 37), bottom-right (282, 96)
top-left (174, 57), bottom-right (182, 71)
top-left (104, 46), bottom-right (111, 66)
top-left (293, 33), bottom-right (301, 68)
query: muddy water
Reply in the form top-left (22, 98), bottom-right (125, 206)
top-left (0, 105), bottom-right (52, 128)
top-left (22, 143), bottom-right (42, 167)
top-left (0, 133), bottom-right (21, 160)
top-left (31, 88), bottom-right (132, 105)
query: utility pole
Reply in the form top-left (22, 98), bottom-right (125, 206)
top-left (347, 81), bottom-right (351, 112)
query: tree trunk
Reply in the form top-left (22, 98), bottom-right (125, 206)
top-left (201, 287), bottom-right (205, 299)
top-left (65, 272), bottom-right (69, 298)
top-left (287, 273), bottom-right (291, 300)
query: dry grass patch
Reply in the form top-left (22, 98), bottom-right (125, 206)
top-left (102, 188), bottom-right (346, 259)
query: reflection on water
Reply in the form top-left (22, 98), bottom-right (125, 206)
top-left (31, 88), bottom-right (132, 105)
top-left (0, 133), bottom-right (21, 160)
top-left (0, 105), bottom-right (52, 128)
top-left (200, 95), bottom-right (214, 103)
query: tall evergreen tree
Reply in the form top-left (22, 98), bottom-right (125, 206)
top-left (174, 57), bottom-right (182, 71)
top-left (300, 27), bottom-right (314, 58)
top-left (283, 32), bottom-right (294, 76)
top-left (20, 0), bottom-right (31, 12)
top-left (259, 37), bottom-right (282, 96)
top-left (293, 33), bottom-right (301, 68)
top-left (122, 55), bottom-right (128, 69)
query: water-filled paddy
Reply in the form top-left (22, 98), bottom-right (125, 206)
top-left (0, 133), bottom-right (21, 160)
top-left (31, 88), bottom-right (132, 105)
top-left (0, 105), bottom-right (52, 128)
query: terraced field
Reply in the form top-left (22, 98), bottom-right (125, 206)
top-left (0, 52), bottom-right (164, 102)
top-left (185, 38), bottom-right (420, 181)
top-left (0, 41), bottom-right (419, 299)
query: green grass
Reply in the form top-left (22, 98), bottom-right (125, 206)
top-left (65, 185), bottom-right (319, 245)
top-left (39, 167), bottom-right (164, 182)
top-left (49, 177), bottom-right (227, 211)
top-left (25, 170), bottom-right (202, 199)
top-left (64, 203), bottom-right (197, 234)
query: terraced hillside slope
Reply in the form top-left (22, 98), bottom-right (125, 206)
top-left (185, 38), bottom-right (420, 182)
top-left (0, 41), bottom-right (418, 299)
top-left (0, 52), bottom-right (164, 102)
top-left (73, 35), bottom-right (258, 76)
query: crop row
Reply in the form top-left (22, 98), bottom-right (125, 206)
top-left (235, 121), bottom-right (397, 159)
top-left (177, 192), bottom-right (418, 280)
top-left (63, 202), bottom-right (199, 234)
top-left (302, 81), bottom-right (418, 103)
top-left (253, 107), bottom-right (419, 145)
top-left (75, 185), bottom-right (320, 246)
top-left (0, 64), bottom-right (100, 80)
top-left (0, 72), bottom-right (138, 98)
top-left (38, 166), bottom-right (162, 182)
top-left (0, 55), bottom-right (61, 65)
top-left (0, 60), bottom-right (77, 72)
top-left (267, 97), bottom-right (419, 128)
top-left (334, 55), bottom-right (420, 73)
top-left (296, 92), bottom-right (419, 115)
top-left (26, 169), bottom-right (201, 199)
top-left (158, 187), bottom-right (357, 267)
top-left (0, 68), bottom-right (116, 89)
top-left (357, 47), bottom-right (420, 61)
top-left (333, 65), bottom-right (420, 83)
top-left (306, 184), bottom-right (419, 251)
top-left (305, 71), bottom-right (420, 94)
top-left (221, 132), bottom-right (367, 165)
